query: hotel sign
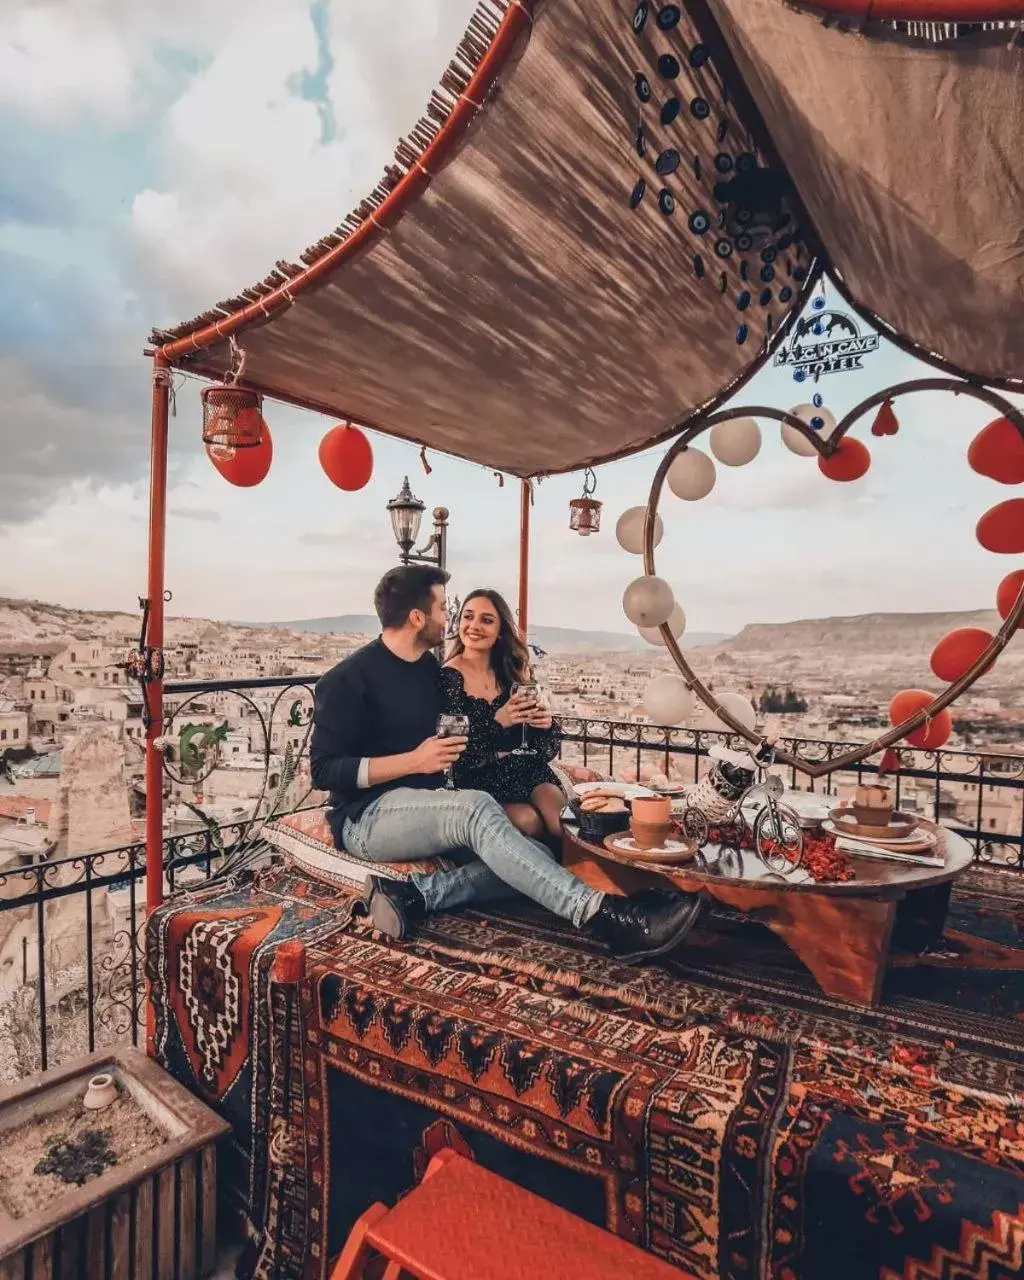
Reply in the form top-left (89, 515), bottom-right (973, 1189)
top-left (773, 309), bottom-right (879, 381)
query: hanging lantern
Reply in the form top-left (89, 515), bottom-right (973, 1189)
top-left (207, 421), bottom-right (273, 487)
top-left (667, 447), bottom-right (716, 500)
top-left (319, 422), bottom-right (374, 491)
top-left (710, 417), bottom-right (761, 467)
top-left (976, 499), bottom-right (1024, 554)
top-left (569, 468), bottom-right (602, 536)
top-left (201, 385), bottom-right (264, 449)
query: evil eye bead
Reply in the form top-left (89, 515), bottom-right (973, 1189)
top-left (657, 53), bottom-right (681, 79)
top-left (688, 209), bottom-right (711, 234)
top-left (690, 97), bottom-right (710, 119)
top-left (812, 393), bottom-right (824, 407)
top-left (760, 264), bottom-right (775, 282)
top-left (812, 295), bottom-right (826, 311)
top-left (635, 124), bottom-right (647, 157)
top-left (660, 97), bottom-right (681, 125)
top-left (655, 148), bottom-right (681, 175)
top-left (658, 188), bottom-right (676, 215)
top-left (736, 290), bottom-right (751, 311)
top-left (635, 73), bottom-right (652, 103)
top-left (760, 246), bottom-right (777, 264)
top-left (736, 323), bottom-right (749, 345)
top-left (633, 2), bottom-right (649, 33)
top-left (713, 152), bottom-right (734, 174)
top-left (656, 4), bottom-right (682, 29)
top-left (714, 237), bottom-right (733, 258)
top-left (630, 178), bottom-right (647, 208)
top-left (759, 287), bottom-right (772, 305)
top-left (689, 43), bottom-right (711, 67)
top-left (736, 152), bottom-right (757, 172)
top-left (693, 253), bottom-right (706, 278)
top-left (794, 368), bottom-right (807, 383)
top-left (779, 285), bottom-right (793, 302)
top-left (735, 233), bottom-right (753, 251)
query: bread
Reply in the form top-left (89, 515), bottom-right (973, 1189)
top-left (579, 792), bottom-right (627, 814)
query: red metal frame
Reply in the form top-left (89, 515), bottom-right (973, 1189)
top-left (518, 479), bottom-right (531, 641)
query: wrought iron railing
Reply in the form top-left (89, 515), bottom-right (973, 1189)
top-left (1, 676), bottom-right (1021, 1076)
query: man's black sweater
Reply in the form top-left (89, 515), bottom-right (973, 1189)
top-left (310, 638), bottom-right (443, 845)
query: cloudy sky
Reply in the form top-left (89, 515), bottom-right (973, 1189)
top-left (0, 1), bottom-right (1019, 638)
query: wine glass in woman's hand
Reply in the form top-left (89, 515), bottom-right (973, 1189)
top-left (510, 682), bottom-right (538, 755)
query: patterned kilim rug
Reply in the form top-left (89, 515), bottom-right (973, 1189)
top-left (147, 866), bottom-right (1024, 1280)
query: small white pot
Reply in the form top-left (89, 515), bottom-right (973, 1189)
top-left (83, 1072), bottom-right (118, 1111)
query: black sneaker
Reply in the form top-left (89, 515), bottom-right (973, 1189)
top-left (363, 875), bottom-right (427, 940)
top-left (586, 889), bottom-right (704, 964)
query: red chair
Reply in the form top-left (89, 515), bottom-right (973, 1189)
top-left (331, 1147), bottom-right (696, 1280)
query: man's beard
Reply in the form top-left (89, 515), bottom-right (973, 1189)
top-left (419, 618), bottom-right (446, 649)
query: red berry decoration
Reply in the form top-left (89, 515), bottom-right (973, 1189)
top-left (996, 569), bottom-right (1024, 627)
top-left (819, 438), bottom-right (870, 482)
top-left (207, 419), bottom-right (273, 487)
top-left (968, 416), bottom-right (1024, 485)
top-left (929, 627), bottom-right (994, 683)
top-left (871, 401), bottom-right (899, 437)
top-left (319, 423), bottom-right (374, 491)
top-left (976, 499), bottom-right (1024, 554)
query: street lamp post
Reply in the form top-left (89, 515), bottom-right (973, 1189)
top-left (387, 478), bottom-right (457, 638)
top-left (387, 477), bottom-right (448, 572)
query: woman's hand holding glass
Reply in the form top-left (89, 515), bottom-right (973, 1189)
top-left (526, 686), bottom-right (553, 730)
top-left (494, 688), bottom-right (537, 729)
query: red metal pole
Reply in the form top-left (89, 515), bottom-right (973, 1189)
top-left (145, 357), bottom-right (170, 924)
top-left (518, 479), bottom-right (530, 641)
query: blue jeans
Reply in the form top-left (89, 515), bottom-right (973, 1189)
top-left (342, 787), bottom-right (602, 928)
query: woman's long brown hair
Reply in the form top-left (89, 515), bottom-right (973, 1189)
top-left (447, 589), bottom-right (532, 691)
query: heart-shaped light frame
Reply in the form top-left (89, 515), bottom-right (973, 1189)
top-left (641, 377), bottom-right (1024, 777)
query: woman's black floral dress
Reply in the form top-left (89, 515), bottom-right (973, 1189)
top-left (439, 667), bottom-right (564, 804)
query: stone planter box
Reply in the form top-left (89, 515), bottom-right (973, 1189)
top-left (0, 1047), bottom-right (230, 1280)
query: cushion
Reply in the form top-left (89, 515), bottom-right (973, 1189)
top-left (263, 806), bottom-right (457, 891)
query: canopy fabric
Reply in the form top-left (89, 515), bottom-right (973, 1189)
top-left (152, 0), bottom-right (1022, 479)
top-left (709, 0), bottom-right (1024, 389)
top-left (152, 0), bottom-right (814, 478)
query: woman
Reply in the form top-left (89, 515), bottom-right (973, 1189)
top-left (440, 589), bottom-right (565, 843)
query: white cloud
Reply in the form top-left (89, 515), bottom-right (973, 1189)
top-left (132, 0), bottom-right (479, 315)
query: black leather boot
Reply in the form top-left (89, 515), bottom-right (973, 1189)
top-left (586, 889), bottom-right (704, 964)
top-left (363, 875), bottom-right (427, 940)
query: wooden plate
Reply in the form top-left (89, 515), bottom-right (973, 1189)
top-left (828, 808), bottom-right (918, 840)
top-left (822, 819), bottom-right (937, 853)
top-left (603, 833), bottom-right (697, 864)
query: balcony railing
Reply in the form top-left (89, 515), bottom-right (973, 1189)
top-left (1, 675), bottom-right (1020, 1077)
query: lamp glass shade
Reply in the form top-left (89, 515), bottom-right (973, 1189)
top-left (387, 477), bottom-right (426, 552)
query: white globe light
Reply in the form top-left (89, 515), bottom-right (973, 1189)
top-left (667, 447), bottom-right (716, 501)
top-left (713, 690), bottom-right (757, 732)
top-left (639, 603), bottom-right (687, 646)
top-left (615, 507), bottom-right (664, 555)
top-left (790, 403), bottom-right (838, 441)
top-left (643, 674), bottom-right (696, 725)
top-left (622, 575), bottom-right (674, 628)
top-left (710, 417), bottom-right (761, 467)
top-left (780, 418), bottom-right (819, 458)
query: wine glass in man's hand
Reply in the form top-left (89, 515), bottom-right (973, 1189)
top-left (436, 714), bottom-right (470, 789)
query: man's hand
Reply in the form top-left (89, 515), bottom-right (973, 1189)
top-left (494, 690), bottom-right (536, 729)
top-left (411, 734), bottom-right (467, 774)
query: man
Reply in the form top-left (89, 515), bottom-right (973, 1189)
top-left (310, 564), bottom-right (703, 963)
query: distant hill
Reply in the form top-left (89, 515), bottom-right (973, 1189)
top-left (271, 615), bottom-right (730, 653)
top-left (714, 610), bottom-right (1002, 656)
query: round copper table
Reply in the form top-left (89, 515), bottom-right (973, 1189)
top-left (562, 821), bottom-right (974, 1007)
